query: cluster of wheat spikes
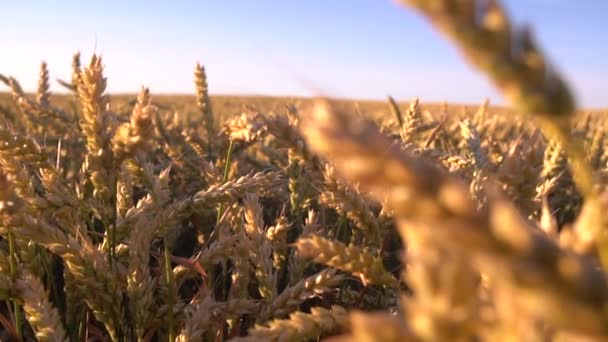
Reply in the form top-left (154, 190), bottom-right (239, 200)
top-left (0, 0), bottom-right (607, 341)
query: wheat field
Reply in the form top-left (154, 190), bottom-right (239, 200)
top-left (0, 1), bottom-right (607, 341)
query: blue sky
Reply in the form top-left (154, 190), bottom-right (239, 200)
top-left (1, 0), bottom-right (607, 108)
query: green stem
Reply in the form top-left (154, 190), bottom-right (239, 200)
top-left (164, 240), bottom-right (174, 342)
top-left (216, 140), bottom-right (234, 224)
top-left (216, 140), bottom-right (234, 302)
top-left (8, 231), bottom-right (22, 340)
top-left (222, 140), bottom-right (234, 183)
top-left (207, 123), bottom-right (214, 161)
top-left (109, 179), bottom-right (118, 267)
top-left (109, 221), bottom-right (115, 267)
top-left (78, 307), bottom-right (87, 341)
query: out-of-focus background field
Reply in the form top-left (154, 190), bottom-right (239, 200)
top-left (0, 92), bottom-right (478, 113)
top-left (0, 92), bottom-right (514, 124)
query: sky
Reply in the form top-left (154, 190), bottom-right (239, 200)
top-left (1, 0), bottom-right (607, 108)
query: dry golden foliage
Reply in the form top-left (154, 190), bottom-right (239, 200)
top-left (0, 1), bottom-right (606, 341)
